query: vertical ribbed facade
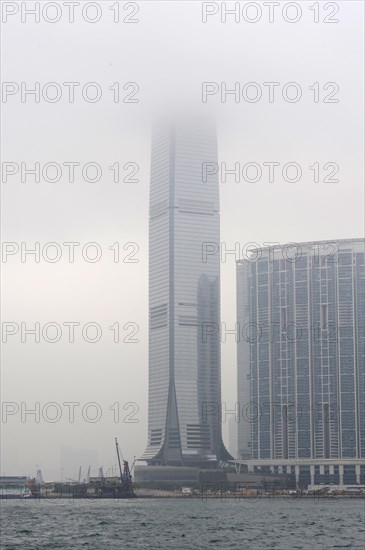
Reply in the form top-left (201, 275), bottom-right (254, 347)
top-left (143, 120), bottom-right (230, 467)
top-left (237, 239), bottom-right (365, 461)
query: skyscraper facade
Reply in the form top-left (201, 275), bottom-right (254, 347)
top-left (142, 120), bottom-right (230, 468)
top-left (237, 239), bottom-right (365, 463)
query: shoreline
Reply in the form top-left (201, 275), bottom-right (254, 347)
top-left (2, 494), bottom-right (364, 501)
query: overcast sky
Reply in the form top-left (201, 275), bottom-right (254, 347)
top-left (1, 1), bottom-right (364, 479)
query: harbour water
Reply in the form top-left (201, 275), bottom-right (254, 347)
top-left (1, 498), bottom-right (364, 549)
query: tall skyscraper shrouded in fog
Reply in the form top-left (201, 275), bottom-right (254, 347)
top-left (237, 239), bottom-right (365, 464)
top-left (142, 120), bottom-right (231, 468)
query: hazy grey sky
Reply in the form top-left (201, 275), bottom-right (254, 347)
top-left (1, 1), bottom-right (364, 479)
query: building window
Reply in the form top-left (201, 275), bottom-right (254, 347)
top-left (323, 403), bottom-right (330, 458)
top-left (321, 304), bottom-right (328, 330)
top-left (281, 307), bottom-right (287, 330)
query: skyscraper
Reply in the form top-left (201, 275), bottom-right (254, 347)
top-left (237, 239), bottom-right (365, 466)
top-left (141, 120), bottom-right (230, 469)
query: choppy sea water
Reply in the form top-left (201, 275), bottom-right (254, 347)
top-left (1, 498), bottom-right (364, 549)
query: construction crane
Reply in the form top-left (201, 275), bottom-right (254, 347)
top-left (114, 437), bottom-right (136, 498)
